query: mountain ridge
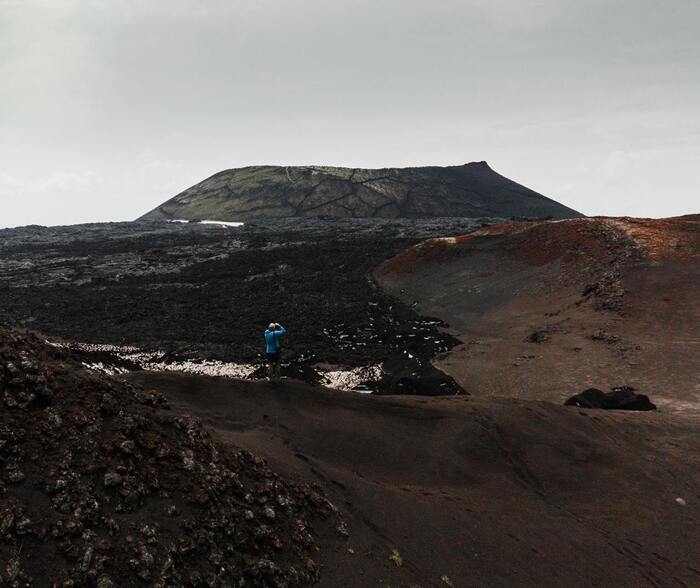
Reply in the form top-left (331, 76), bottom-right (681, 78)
top-left (139, 161), bottom-right (583, 221)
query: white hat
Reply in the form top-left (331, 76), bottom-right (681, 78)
top-left (268, 323), bottom-right (276, 329)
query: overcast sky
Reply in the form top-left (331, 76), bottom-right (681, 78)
top-left (1, 0), bottom-right (698, 228)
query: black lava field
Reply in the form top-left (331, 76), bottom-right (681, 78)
top-left (0, 218), bottom-right (499, 393)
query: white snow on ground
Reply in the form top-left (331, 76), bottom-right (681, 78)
top-left (53, 341), bottom-right (381, 392)
top-left (150, 359), bottom-right (255, 378)
top-left (167, 219), bottom-right (244, 228)
top-left (321, 365), bottom-right (382, 393)
top-left (199, 220), bottom-right (244, 228)
top-left (53, 342), bottom-right (255, 379)
top-left (81, 362), bottom-right (129, 376)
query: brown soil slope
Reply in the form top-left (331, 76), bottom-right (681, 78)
top-left (376, 217), bottom-right (700, 408)
top-left (127, 370), bottom-right (700, 588)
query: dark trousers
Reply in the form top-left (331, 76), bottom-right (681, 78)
top-left (266, 351), bottom-right (281, 379)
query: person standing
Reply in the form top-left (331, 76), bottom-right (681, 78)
top-left (264, 322), bottom-right (286, 379)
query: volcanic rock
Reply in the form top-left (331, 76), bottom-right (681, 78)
top-left (564, 386), bottom-right (656, 411)
top-left (0, 326), bottom-right (342, 586)
top-left (373, 354), bottom-right (464, 396)
top-left (527, 330), bottom-right (550, 343)
top-left (138, 162), bottom-right (583, 221)
top-left (0, 218), bottom-right (474, 395)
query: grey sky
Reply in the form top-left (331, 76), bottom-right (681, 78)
top-left (1, 0), bottom-right (698, 228)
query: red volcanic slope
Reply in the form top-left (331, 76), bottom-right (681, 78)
top-left (377, 216), bottom-right (700, 409)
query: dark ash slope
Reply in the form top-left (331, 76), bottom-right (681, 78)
top-left (129, 369), bottom-right (700, 588)
top-left (139, 162), bottom-right (583, 221)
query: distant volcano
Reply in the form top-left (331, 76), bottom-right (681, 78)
top-left (139, 162), bottom-right (583, 221)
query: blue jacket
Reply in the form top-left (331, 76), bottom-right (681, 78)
top-left (264, 326), bottom-right (286, 353)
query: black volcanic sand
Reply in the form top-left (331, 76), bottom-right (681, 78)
top-left (0, 218), bottom-right (498, 393)
top-left (128, 370), bottom-right (700, 588)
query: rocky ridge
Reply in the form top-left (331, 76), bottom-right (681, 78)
top-left (0, 327), bottom-right (342, 587)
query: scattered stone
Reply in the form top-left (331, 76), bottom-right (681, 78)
top-left (96, 575), bottom-right (115, 588)
top-left (103, 473), bottom-right (123, 487)
top-left (590, 330), bottom-right (621, 344)
top-left (527, 330), bottom-right (550, 343)
top-left (6, 468), bottom-right (25, 484)
top-left (389, 548), bottom-right (403, 567)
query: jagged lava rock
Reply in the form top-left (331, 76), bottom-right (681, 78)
top-left (565, 387), bottom-right (656, 411)
top-left (0, 326), bottom-right (342, 587)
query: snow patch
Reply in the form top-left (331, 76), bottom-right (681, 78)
top-left (150, 359), bottom-right (255, 379)
top-left (55, 341), bottom-right (381, 392)
top-left (321, 365), bottom-right (382, 392)
top-left (199, 220), bottom-right (245, 228)
top-left (81, 362), bottom-right (128, 376)
top-left (167, 219), bottom-right (244, 228)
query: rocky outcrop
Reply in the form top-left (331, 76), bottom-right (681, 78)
top-left (372, 354), bottom-right (464, 396)
top-left (564, 386), bottom-right (656, 411)
top-left (0, 327), bottom-right (341, 586)
top-left (139, 162), bottom-right (583, 221)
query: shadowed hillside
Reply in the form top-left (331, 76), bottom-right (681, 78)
top-left (128, 370), bottom-right (700, 588)
top-left (139, 162), bottom-right (583, 221)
